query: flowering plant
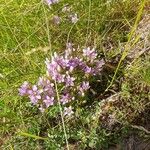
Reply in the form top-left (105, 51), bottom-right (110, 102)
top-left (19, 45), bottom-right (104, 116)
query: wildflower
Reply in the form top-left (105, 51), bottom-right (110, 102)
top-left (45, 58), bottom-right (64, 82)
top-left (28, 85), bottom-right (41, 105)
top-left (38, 77), bottom-right (54, 92)
top-left (65, 74), bottom-right (75, 86)
top-left (60, 94), bottom-right (70, 104)
top-left (66, 42), bottom-right (73, 50)
top-left (81, 81), bottom-right (90, 91)
top-left (38, 77), bottom-right (55, 95)
top-left (96, 59), bottom-right (105, 69)
top-left (19, 45), bottom-right (105, 112)
top-left (79, 81), bottom-right (90, 96)
top-left (83, 47), bottom-right (97, 62)
top-left (93, 59), bottom-right (105, 75)
top-left (70, 13), bottom-right (78, 23)
top-left (96, 59), bottom-right (105, 70)
top-left (84, 66), bottom-right (92, 74)
top-left (18, 81), bottom-right (30, 96)
top-left (53, 74), bottom-right (65, 83)
top-left (43, 96), bottom-right (54, 107)
top-left (52, 53), bottom-right (68, 69)
top-left (67, 57), bottom-right (81, 70)
top-left (64, 106), bottom-right (74, 116)
top-left (79, 62), bottom-right (91, 74)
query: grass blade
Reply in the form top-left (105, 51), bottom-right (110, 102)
top-left (19, 132), bottom-right (48, 140)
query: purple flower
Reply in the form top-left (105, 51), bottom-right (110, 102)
top-left (67, 57), bottom-right (81, 70)
top-left (53, 74), bottom-right (65, 83)
top-left (79, 62), bottom-right (92, 74)
top-left (70, 13), bottom-right (78, 23)
top-left (28, 85), bottom-right (41, 105)
top-left (19, 45), bottom-right (105, 112)
top-left (38, 77), bottom-right (55, 96)
top-left (84, 66), bottom-right (92, 74)
top-left (65, 74), bottom-right (75, 86)
top-left (45, 58), bottom-right (65, 82)
top-left (93, 59), bottom-right (105, 75)
top-left (64, 106), bottom-right (74, 116)
top-left (19, 81), bottom-right (30, 96)
top-left (60, 94), bottom-right (70, 105)
top-left (53, 53), bottom-right (68, 69)
top-left (81, 81), bottom-right (90, 91)
top-left (96, 59), bottom-right (105, 70)
top-left (83, 47), bottom-right (97, 61)
top-left (43, 96), bottom-right (54, 107)
top-left (50, 61), bottom-right (61, 72)
top-left (38, 77), bottom-right (51, 88)
top-left (45, 58), bottom-right (57, 74)
top-left (66, 42), bottom-right (73, 50)
top-left (79, 81), bottom-right (90, 96)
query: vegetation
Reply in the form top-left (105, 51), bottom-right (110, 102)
top-left (0, 0), bottom-right (149, 149)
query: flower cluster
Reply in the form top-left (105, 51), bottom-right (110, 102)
top-left (44, 1), bottom-right (78, 24)
top-left (19, 45), bottom-right (104, 116)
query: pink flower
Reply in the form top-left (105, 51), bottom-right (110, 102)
top-left (65, 74), bottom-right (75, 86)
top-left (83, 47), bottom-right (97, 62)
top-left (18, 81), bottom-right (30, 96)
top-left (28, 85), bottom-right (41, 105)
top-left (43, 96), bottom-right (54, 107)
top-left (79, 81), bottom-right (90, 96)
top-left (64, 106), bottom-right (74, 116)
top-left (60, 94), bottom-right (70, 105)
top-left (19, 45), bottom-right (105, 112)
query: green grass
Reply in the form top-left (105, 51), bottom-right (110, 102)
top-left (0, 0), bottom-right (149, 149)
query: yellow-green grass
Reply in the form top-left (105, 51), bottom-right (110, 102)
top-left (0, 0), bottom-right (149, 149)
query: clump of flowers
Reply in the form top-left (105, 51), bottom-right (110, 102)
top-left (45, 1), bottom-right (79, 25)
top-left (19, 45), bottom-right (105, 116)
